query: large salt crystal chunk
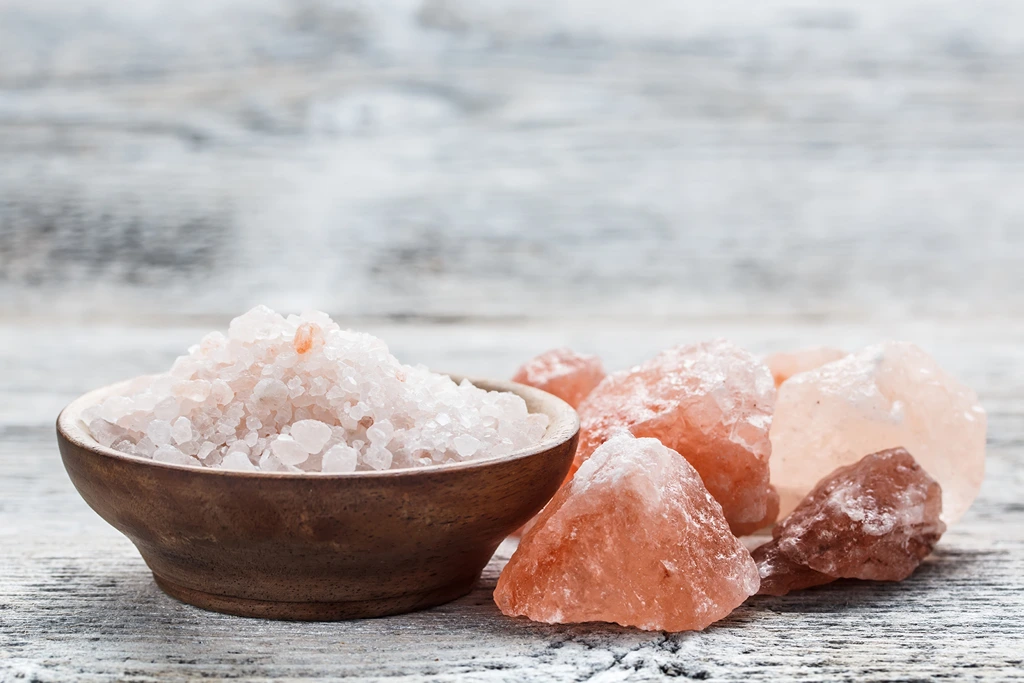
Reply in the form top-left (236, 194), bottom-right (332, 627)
top-left (575, 339), bottom-right (777, 535)
top-left (494, 433), bottom-right (759, 631)
top-left (770, 342), bottom-right (986, 523)
top-left (765, 347), bottom-right (847, 387)
top-left (754, 447), bottom-right (946, 595)
top-left (512, 348), bottom-right (606, 409)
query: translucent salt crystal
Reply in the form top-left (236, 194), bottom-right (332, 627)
top-left (153, 445), bottom-right (199, 466)
top-left (576, 339), bottom-right (777, 535)
top-left (290, 420), bottom-right (332, 453)
top-left (770, 342), bottom-right (986, 523)
top-left (363, 446), bottom-right (393, 470)
top-left (89, 419), bottom-right (125, 448)
top-left (145, 420), bottom-right (173, 446)
top-left (271, 435), bottom-right (309, 465)
top-left (211, 380), bottom-right (234, 405)
top-left (196, 442), bottom-right (218, 461)
top-left (322, 444), bottom-right (359, 473)
top-left (153, 398), bottom-right (180, 422)
top-left (453, 434), bottom-right (481, 458)
top-left (220, 451), bottom-right (257, 471)
top-left (494, 433), bottom-right (759, 631)
top-left (765, 347), bottom-right (847, 387)
top-left (171, 417), bottom-right (193, 445)
top-left (253, 378), bottom-right (289, 409)
top-left (513, 348), bottom-right (606, 408)
top-left (366, 419), bottom-right (394, 444)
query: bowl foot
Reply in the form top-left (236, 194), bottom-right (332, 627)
top-left (152, 573), bottom-right (478, 621)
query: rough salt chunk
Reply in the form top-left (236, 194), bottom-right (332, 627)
top-left (770, 342), bottom-right (986, 523)
top-left (765, 347), bottom-right (847, 387)
top-left (494, 433), bottom-right (760, 632)
top-left (575, 339), bottom-right (777, 535)
top-left (754, 448), bottom-right (946, 595)
top-left (512, 348), bottom-right (606, 408)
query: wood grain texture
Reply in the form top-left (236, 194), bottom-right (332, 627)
top-left (2, 0), bottom-right (1024, 322)
top-left (2, 320), bottom-right (1023, 681)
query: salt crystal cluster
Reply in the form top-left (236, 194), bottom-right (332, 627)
top-left (512, 348), bottom-right (605, 409)
top-left (765, 347), bottom-right (847, 387)
top-left (755, 448), bottom-right (946, 596)
top-left (770, 342), bottom-right (986, 522)
top-left (575, 340), bottom-right (778, 535)
top-left (84, 306), bottom-right (549, 473)
top-left (494, 433), bottom-right (760, 631)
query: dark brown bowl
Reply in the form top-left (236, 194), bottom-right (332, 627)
top-left (56, 375), bottom-right (578, 621)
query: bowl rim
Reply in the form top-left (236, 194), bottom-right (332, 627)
top-left (57, 373), bottom-right (579, 479)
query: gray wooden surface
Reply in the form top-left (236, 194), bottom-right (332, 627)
top-left (2, 320), bottom-right (1023, 681)
top-left (2, 0), bottom-right (1024, 680)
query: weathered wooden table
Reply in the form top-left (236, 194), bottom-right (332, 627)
top-left (2, 0), bottom-right (1023, 679)
top-left (2, 320), bottom-right (1022, 681)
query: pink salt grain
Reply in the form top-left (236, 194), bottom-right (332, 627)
top-left (494, 433), bottom-right (759, 631)
top-left (575, 339), bottom-right (778, 535)
top-left (512, 348), bottom-right (606, 409)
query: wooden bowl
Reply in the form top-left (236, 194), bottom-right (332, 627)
top-left (56, 375), bottom-right (578, 621)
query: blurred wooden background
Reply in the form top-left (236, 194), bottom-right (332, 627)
top-left (2, 0), bottom-right (1022, 323)
top-left (2, 1), bottom-right (1023, 681)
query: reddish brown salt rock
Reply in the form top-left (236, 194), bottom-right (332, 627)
top-left (494, 433), bottom-right (760, 631)
top-left (770, 342), bottom-right (986, 522)
top-left (753, 447), bottom-right (946, 595)
top-left (750, 541), bottom-right (834, 597)
top-left (575, 339), bottom-right (777, 535)
top-left (765, 347), bottom-right (846, 387)
top-left (512, 348), bottom-right (606, 409)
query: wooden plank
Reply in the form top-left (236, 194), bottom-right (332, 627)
top-left (3, 0), bottom-right (1024, 321)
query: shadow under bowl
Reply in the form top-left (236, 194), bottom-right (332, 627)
top-left (56, 375), bottom-right (578, 621)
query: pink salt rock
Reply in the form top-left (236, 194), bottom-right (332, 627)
top-left (765, 347), bottom-right (847, 387)
top-left (770, 342), bottom-right (986, 523)
top-left (754, 447), bottom-right (946, 595)
top-left (575, 339), bottom-right (778, 535)
top-left (512, 348), bottom-right (606, 409)
top-left (494, 433), bottom-right (759, 631)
